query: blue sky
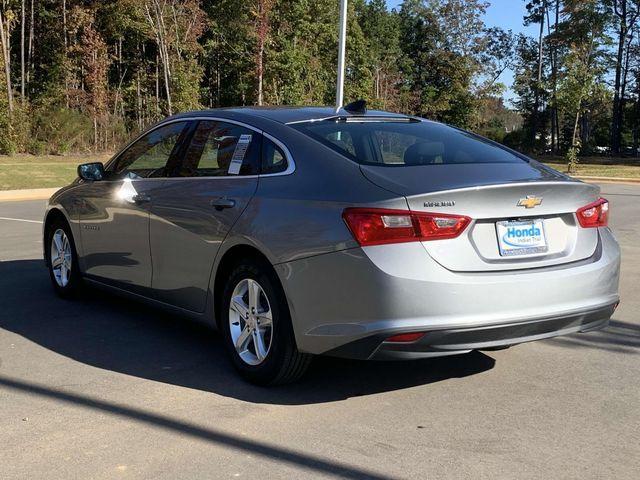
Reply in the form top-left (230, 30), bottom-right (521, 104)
top-left (386, 0), bottom-right (538, 103)
top-left (386, 0), bottom-right (536, 35)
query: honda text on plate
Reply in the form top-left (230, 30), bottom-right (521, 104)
top-left (43, 104), bottom-right (621, 385)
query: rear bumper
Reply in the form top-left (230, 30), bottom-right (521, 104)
top-left (276, 227), bottom-right (621, 358)
top-left (327, 302), bottom-right (616, 360)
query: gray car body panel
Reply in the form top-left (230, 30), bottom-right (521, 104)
top-left (43, 107), bottom-right (621, 359)
top-left (276, 228), bottom-right (619, 355)
top-left (149, 176), bottom-right (259, 312)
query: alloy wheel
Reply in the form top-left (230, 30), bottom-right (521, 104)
top-left (228, 278), bottom-right (273, 366)
top-left (50, 228), bottom-right (72, 288)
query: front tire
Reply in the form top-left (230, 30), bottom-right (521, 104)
top-left (220, 258), bottom-right (312, 385)
top-left (45, 218), bottom-right (82, 298)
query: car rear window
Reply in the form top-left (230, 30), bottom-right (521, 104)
top-left (292, 120), bottom-right (526, 167)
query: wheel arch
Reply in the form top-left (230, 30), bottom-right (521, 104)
top-left (44, 207), bottom-right (69, 231)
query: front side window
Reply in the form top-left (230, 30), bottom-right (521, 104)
top-left (176, 121), bottom-right (260, 177)
top-left (114, 122), bottom-right (187, 178)
top-left (293, 120), bottom-right (526, 167)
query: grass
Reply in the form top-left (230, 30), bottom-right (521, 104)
top-left (541, 161), bottom-right (640, 179)
top-left (0, 153), bottom-right (111, 190)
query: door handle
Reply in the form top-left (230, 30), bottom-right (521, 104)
top-left (210, 197), bottom-right (236, 210)
top-left (132, 193), bottom-right (152, 205)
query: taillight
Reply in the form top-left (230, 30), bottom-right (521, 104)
top-left (342, 208), bottom-right (471, 246)
top-left (576, 198), bottom-right (609, 228)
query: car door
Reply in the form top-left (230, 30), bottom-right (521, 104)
top-left (77, 121), bottom-right (190, 291)
top-left (148, 119), bottom-right (261, 312)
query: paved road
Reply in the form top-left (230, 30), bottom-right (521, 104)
top-left (1, 185), bottom-right (638, 480)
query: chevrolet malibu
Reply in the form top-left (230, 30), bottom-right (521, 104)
top-left (43, 106), bottom-right (621, 385)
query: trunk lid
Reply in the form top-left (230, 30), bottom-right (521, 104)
top-left (360, 163), bottom-right (601, 272)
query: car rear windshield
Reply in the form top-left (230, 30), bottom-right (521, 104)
top-left (292, 119), bottom-right (526, 167)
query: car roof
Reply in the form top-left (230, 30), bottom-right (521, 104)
top-left (169, 106), bottom-right (412, 125)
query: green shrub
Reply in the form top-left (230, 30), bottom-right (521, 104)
top-left (566, 146), bottom-right (580, 173)
top-left (27, 139), bottom-right (47, 156)
top-left (0, 135), bottom-right (17, 155)
top-left (31, 107), bottom-right (93, 154)
top-left (502, 128), bottom-right (528, 151)
top-left (0, 106), bottom-right (30, 154)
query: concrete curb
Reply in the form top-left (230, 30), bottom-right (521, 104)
top-left (574, 175), bottom-right (640, 185)
top-left (0, 187), bottom-right (60, 202)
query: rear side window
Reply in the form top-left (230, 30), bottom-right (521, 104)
top-left (175, 120), bottom-right (260, 177)
top-left (293, 120), bottom-right (525, 167)
top-left (262, 138), bottom-right (288, 174)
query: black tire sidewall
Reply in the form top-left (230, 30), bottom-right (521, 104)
top-left (220, 259), bottom-right (296, 385)
top-left (45, 219), bottom-right (81, 297)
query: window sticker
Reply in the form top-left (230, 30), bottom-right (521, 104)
top-left (228, 134), bottom-right (253, 175)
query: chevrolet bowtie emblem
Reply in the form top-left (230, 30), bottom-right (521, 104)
top-left (517, 196), bottom-right (543, 209)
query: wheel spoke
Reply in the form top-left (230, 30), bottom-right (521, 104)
top-left (256, 309), bottom-right (272, 327)
top-left (248, 279), bottom-right (260, 311)
top-left (253, 329), bottom-right (268, 361)
top-left (52, 256), bottom-right (63, 268)
top-left (235, 325), bottom-right (252, 351)
top-left (231, 295), bottom-right (249, 318)
top-left (53, 233), bottom-right (63, 255)
top-left (60, 263), bottom-right (68, 284)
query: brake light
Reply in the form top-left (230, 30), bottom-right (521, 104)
top-left (576, 198), bottom-right (609, 228)
top-left (342, 208), bottom-right (471, 246)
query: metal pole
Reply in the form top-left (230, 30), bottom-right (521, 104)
top-left (335, 0), bottom-right (348, 112)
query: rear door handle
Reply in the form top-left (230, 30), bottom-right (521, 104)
top-left (132, 193), bottom-right (152, 205)
top-left (210, 198), bottom-right (236, 210)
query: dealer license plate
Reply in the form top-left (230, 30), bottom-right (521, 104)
top-left (496, 219), bottom-right (548, 257)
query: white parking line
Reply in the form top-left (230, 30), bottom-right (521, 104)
top-left (0, 217), bottom-right (43, 224)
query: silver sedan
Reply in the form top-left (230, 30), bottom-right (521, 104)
top-left (43, 107), bottom-right (621, 385)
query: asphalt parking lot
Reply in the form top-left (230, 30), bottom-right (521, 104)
top-left (1, 183), bottom-right (638, 480)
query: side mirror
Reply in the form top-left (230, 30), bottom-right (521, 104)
top-left (78, 162), bottom-right (105, 182)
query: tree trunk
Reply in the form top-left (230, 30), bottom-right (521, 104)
top-left (530, 4), bottom-right (546, 149)
top-left (256, 38), bottom-right (264, 106)
top-left (155, 52), bottom-right (160, 116)
top-left (216, 58), bottom-right (220, 107)
top-left (611, 1), bottom-right (627, 156)
top-left (145, 1), bottom-right (173, 116)
top-left (63, 0), bottom-right (69, 108)
top-left (619, 34), bottom-right (633, 152)
top-left (635, 73), bottom-right (640, 157)
top-left (550, 0), bottom-right (560, 153)
top-left (255, 0), bottom-right (273, 106)
top-left (581, 112), bottom-right (590, 146)
top-left (136, 64), bottom-right (142, 129)
top-left (93, 116), bottom-right (98, 152)
top-left (20, 0), bottom-right (25, 102)
top-left (572, 105), bottom-right (581, 148)
top-left (0, 9), bottom-right (14, 112)
top-left (27, 0), bottom-right (33, 87)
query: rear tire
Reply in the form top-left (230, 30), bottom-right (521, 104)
top-left (220, 258), bottom-right (312, 385)
top-left (45, 218), bottom-right (82, 298)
